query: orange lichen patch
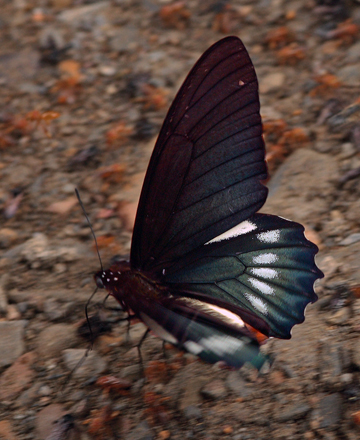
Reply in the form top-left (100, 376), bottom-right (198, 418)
top-left (310, 74), bottom-right (341, 97)
top-left (263, 119), bottom-right (287, 137)
top-left (134, 83), bottom-right (168, 110)
top-left (143, 391), bottom-right (172, 425)
top-left (265, 26), bottom-right (295, 49)
top-left (212, 4), bottom-right (238, 34)
top-left (52, 60), bottom-right (83, 104)
top-left (351, 285), bottom-right (360, 299)
top-left (352, 410), bottom-right (360, 425)
top-left (95, 235), bottom-right (115, 250)
top-left (145, 361), bottom-right (168, 384)
top-left (96, 375), bottom-right (131, 395)
top-left (98, 163), bottom-right (126, 184)
top-left (279, 127), bottom-right (309, 147)
top-left (326, 19), bottom-right (359, 44)
top-left (0, 110), bottom-right (60, 143)
top-left (159, 2), bottom-right (190, 29)
top-left (106, 122), bottom-right (133, 148)
top-left (276, 44), bottom-right (305, 65)
top-left (86, 406), bottom-right (120, 439)
top-left (264, 120), bottom-right (309, 173)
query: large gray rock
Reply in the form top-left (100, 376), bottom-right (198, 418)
top-left (264, 149), bottom-right (338, 226)
top-left (0, 320), bottom-right (27, 367)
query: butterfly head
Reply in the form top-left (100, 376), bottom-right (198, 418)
top-left (94, 260), bottom-right (131, 290)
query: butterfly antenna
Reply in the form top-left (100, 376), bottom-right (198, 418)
top-left (85, 286), bottom-right (98, 346)
top-left (75, 188), bottom-right (103, 271)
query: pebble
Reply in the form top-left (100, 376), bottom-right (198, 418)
top-left (275, 402), bottom-right (311, 422)
top-left (98, 65), bottom-right (116, 76)
top-left (352, 340), bottom-right (360, 368)
top-left (36, 323), bottom-right (79, 359)
top-left (340, 233), bottom-right (360, 246)
top-left (259, 72), bottom-right (286, 94)
top-left (0, 320), bottom-right (27, 367)
top-left (226, 371), bottom-right (254, 398)
top-left (337, 64), bottom-right (360, 85)
top-left (35, 404), bottom-right (66, 440)
top-left (0, 352), bottom-right (36, 401)
top-left (127, 420), bottom-right (154, 440)
top-left (0, 274), bottom-right (9, 313)
top-left (311, 393), bottom-right (342, 430)
top-left (58, 1), bottom-right (110, 24)
top-left (0, 420), bottom-right (17, 440)
top-left (325, 307), bottom-right (350, 325)
top-left (201, 379), bottom-right (228, 400)
top-left (183, 405), bottom-right (202, 421)
top-left (62, 349), bottom-right (107, 379)
top-left (266, 149), bottom-right (338, 224)
top-left (0, 228), bottom-right (19, 248)
top-left (179, 375), bottom-right (207, 410)
top-left (109, 27), bottom-right (144, 53)
top-left (120, 364), bottom-right (143, 382)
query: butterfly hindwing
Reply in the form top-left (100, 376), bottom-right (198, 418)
top-left (131, 37), bottom-right (268, 273)
top-left (137, 295), bottom-right (268, 370)
top-left (163, 214), bottom-right (323, 339)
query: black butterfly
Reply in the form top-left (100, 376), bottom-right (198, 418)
top-left (94, 37), bottom-right (323, 370)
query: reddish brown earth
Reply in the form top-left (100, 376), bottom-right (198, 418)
top-left (1, 1), bottom-right (360, 439)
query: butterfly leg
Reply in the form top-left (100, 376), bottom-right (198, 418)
top-left (136, 328), bottom-right (150, 373)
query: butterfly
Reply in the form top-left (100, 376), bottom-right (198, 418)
top-left (94, 36), bottom-right (323, 371)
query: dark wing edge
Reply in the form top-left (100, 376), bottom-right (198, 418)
top-left (164, 213), bottom-right (324, 339)
top-left (131, 36), bottom-right (268, 273)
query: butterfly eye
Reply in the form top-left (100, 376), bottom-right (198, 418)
top-left (95, 276), bottom-right (105, 289)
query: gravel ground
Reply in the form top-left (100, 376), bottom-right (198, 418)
top-left (1, 1), bottom-right (360, 439)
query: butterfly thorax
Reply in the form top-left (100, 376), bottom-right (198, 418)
top-left (94, 262), bottom-right (169, 316)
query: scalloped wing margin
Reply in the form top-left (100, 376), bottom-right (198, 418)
top-left (164, 213), bottom-right (324, 339)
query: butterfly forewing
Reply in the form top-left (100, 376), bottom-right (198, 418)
top-left (131, 37), bottom-right (268, 274)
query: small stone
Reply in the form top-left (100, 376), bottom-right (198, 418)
top-left (0, 420), bottom-right (17, 440)
top-left (0, 320), bottom-right (27, 367)
top-left (58, 1), bottom-right (110, 24)
top-left (325, 307), bottom-right (350, 325)
top-left (128, 322), bottom-right (148, 345)
top-left (0, 228), bottom-right (19, 248)
top-left (0, 352), bottom-right (36, 400)
top-left (62, 349), bottom-right (107, 379)
top-left (6, 304), bottom-right (21, 320)
top-left (340, 233), bottom-right (360, 246)
top-left (43, 298), bottom-right (66, 321)
top-left (35, 404), bottom-right (66, 440)
top-left (0, 274), bottom-right (8, 313)
top-left (120, 364), bottom-right (143, 381)
top-left (311, 393), bottom-right (342, 429)
top-left (338, 64), bottom-right (360, 85)
top-left (36, 324), bottom-right (78, 359)
top-left (128, 420), bottom-right (154, 440)
top-left (226, 371), bottom-right (254, 397)
top-left (275, 402), bottom-right (311, 422)
top-left (352, 339), bottom-right (360, 368)
top-left (99, 65), bottom-right (116, 76)
top-left (183, 405), bottom-right (202, 420)
top-left (259, 72), bottom-right (286, 94)
top-left (109, 27), bottom-right (143, 53)
top-left (340, 142), bottom-right (357, 159)
top-left (201, 379), bottom-right (228, 400)
top-left (179, 375), bottom-right (207, 410)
